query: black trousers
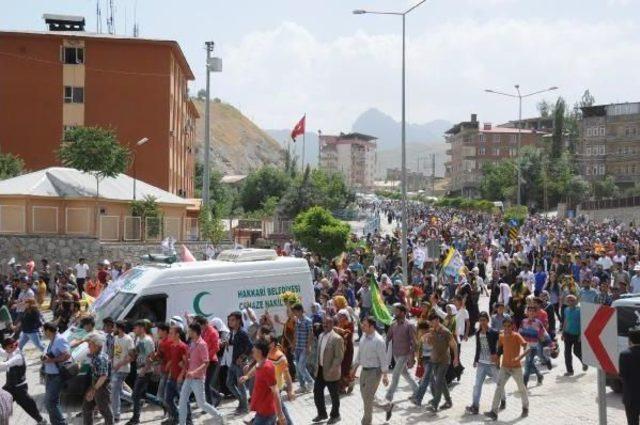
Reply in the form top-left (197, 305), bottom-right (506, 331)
top-left (204, 361), bottom-right (223, 405)
top-left (3, 383), bottom-right (43, 422)
top-left (563, 333), bottom-right (583, 373)
top-left (626, 402), bottom-right (640, 425)
top-left (314, 366), bottom-right (340, 419)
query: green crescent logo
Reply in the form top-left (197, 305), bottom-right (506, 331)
top-left (193, 291), bottom-right (214, 317)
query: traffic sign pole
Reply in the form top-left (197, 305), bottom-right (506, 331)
top-left (597, 369), bottom-right (607, 425)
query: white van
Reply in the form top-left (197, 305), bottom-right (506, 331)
top-left (91, 248), bottom-right (315, 327)
top-left (606, 294), bottom-right (640, 393)
top-left (63, 249), bottom-right (314, 391)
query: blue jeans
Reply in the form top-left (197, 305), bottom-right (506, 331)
top-left (253, 413), bottom-right (277, 425)
top-left (110, 371), bottom-right (128, 419)
top-left (472, 363), bottom-right (503, 408)
top-left (412, 357), bottom-right (434, 405)
top-left (523, 347), bottom-right (542, 383)
top-left (294, 348), bottom-right (314, 389)
top-left (19, 331), bottom-right (45, 352)
top-left (178, 378), bottom-right (223, 425)
top-left (385, 355), bottom-right (418, 402)
top-left (45, 374), bottom-right (67, 425)
top-left (226, 363), bottom-right (248, 409)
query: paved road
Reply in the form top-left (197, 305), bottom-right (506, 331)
top-left (7, 297), bottom-right (627, 425)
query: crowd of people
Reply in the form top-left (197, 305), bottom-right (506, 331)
top-left (0, 200), bottom-right (639, 425)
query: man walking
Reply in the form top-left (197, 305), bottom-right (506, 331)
top-left (42, 321), bottom-right (71, 425)
top-left (426, 313), bottom-right (458, 416)
top-left (384, 304), bottom-right (418, 418)
top-left (82, 333), bottom-right (114, 425)
top-left (224, 311), bottom-right (252, 414)
top-left (466, 312), bottom-right (503, 415)
top-left (350, 316), bottom-right (389, 425)
top-left (484, 316), bottom-right (530, 421)
top-left (291, 303), bottom-right (314, 392)
top-left (619, 328), bottom-right (640, 425)
top-left (178, 323), bottom-right (224, 425)
top-left (126, 320), bottom-right (155, 425)
top-left (561, 295), bottom-right (588, 376)
top-left (0, 337), bottom-right (46, 424)
top-left (312, 316), bottom-right (344, 424)
top-left (111, 320), bottom-right (133, 422)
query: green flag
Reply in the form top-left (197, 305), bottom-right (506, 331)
top-left (369, 275), bottom-right (393, 326)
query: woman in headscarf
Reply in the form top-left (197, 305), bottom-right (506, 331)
top-left (333, 309), bottom-right (355, 394)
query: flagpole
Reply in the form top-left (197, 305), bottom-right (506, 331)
top-left (301, 113), bottom-right (306, 172)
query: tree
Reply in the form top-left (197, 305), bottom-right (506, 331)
top-left (479, 161), bottom-right (516, 202)
top-left (278, 167), bottom-right (354, 218)
top-left (240, 166), bottom-right (291, 212)
top-left (199, 207), bottom-right (226, 246)
top-left (564, 175), bottom-right (591, 206)
top-left (194, 163), bottom-right (238, 217)
top-left (593, 176), bottom-right (620, 200)
top-left (0, 152), bottom-right (24, 180)
top-left (283, 144), bottom-right (299, 179)
top-left (197, 89), bottom-right (207, 100)
top-left (292, 206), bottom-right (350, 260)
top-left (131, 195), bottom-right (161, 238)
top-left (58, 126), bottom-right (130, 195)
top-left (579, 90), bottom-right (595, 108)
top-left (537, 100), bottom-right (552, 118)
top-left (551, 97), bottom-right (566, 159)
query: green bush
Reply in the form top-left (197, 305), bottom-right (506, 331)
top-left (504, 205), bottom-right (528, 225)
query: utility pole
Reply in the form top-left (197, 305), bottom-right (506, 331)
top-left (202, 41), bottom-right (214, 206)
top-left (431, 153), bottom-right (436, 195)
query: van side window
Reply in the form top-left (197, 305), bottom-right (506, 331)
top-left (125, 294), bottom-right (167, 325)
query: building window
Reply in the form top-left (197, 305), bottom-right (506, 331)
top-left (493, 148), bottom-right (500, 156)
top-left (493, 134), bottom-right (501, 143)
top-left (598, 145), bottom-right (605, 155)
top-left (586, 166), bottom-right (591, 175)
top-left (509, 135), bottom-right (517, 144)
top-left (599, 126), bottom-right (606, 136)
top-left (62, 47), bottom-right (84, 64)
top-left (479, 134), bottom-right (486, 143)
top-left (509, 147), bottom-right (517, 157)
top-left (64, 86), bottom-right (84, 103)
top-left (598, 164), bottom-right (605, 175)
top-left (585, 147), bottom-right (592, 156)
top-left (478, 147), bottom-right (486, 155)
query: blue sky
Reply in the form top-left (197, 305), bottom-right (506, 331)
top-left (5, 0), bottom-right (640, 134)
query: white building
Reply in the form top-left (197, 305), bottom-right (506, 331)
top-left (319, 132), bottom-right (377, 189)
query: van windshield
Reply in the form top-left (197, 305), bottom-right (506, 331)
top-left (94, 291), bottom-right (136, 327)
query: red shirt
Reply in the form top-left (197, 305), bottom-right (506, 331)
top-left (187, 337), bottom-right (209, 379)
top-left (168, 340), bottom-right (188, 381)
top-left (157, 337), bottom-right (174, 374)
top-left (250, 360), bottom-right (277, 416)
top-left (535, 309), bottom-right (549, 329)
top-left (97, 270), bottom-right (108, 285)
top-left (201, 324), bottom-right (220, 363)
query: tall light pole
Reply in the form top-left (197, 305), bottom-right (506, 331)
top-left (202, 41), bottom-right (222, 206)
top-left (132, 137), bottom-right (149, 201)
top-left (484, 85), bottom-right (558, 206)
top-left (354, 0), bottom-right (426, 286)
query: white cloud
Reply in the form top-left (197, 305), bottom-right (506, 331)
top-left (215, 17), bottom-right (640, 134)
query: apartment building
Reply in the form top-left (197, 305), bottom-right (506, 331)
top-left (445, 114), bottom-right (545, 197)
top-left (0, 15), bottom-right (198, 197)
top-left (578, 102), bottom-right (640, 187)
top-left (319, 132), bottom-right (377, 189)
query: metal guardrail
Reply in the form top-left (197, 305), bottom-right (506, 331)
top-left (580, 196), bottom-right (640, 210)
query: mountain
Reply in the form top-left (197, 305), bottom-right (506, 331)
top-left (352, 108), bottom-right (451, 178)
top-left (193, 98), bottom-right (283, 175)
top-left (352, 108), bottom-right (452, 151)
top-left (267, 108), bottom-right (453, 178)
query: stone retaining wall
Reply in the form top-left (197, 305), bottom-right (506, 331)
top-left (0, 234), bottom-right (214, 271)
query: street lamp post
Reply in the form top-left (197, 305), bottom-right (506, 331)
top-left (132, 137), bottom-right (149, 201)
top-left (354, 0), bottom-right (427, 286)
top-left (484, 85), bottom-right (558, 206)
top-left (202, 41), bottom-right (223, 206)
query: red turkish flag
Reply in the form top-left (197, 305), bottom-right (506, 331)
top-left (290, 115), bottom-right (306, 142)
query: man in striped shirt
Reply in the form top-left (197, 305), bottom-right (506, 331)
top-left (519, 305), bottom-right (548, 386)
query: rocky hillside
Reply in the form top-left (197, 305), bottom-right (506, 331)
top-left (193, 98), bottom-right (283, 174)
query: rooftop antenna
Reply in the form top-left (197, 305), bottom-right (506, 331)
top-left (96, 0), bottom-right (102, 33)
top-left (133, 0), bottom-right (139, 37)
top-left (106, 0), bottom-right (115, 34)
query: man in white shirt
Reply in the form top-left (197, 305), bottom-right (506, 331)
top-left (597, 254), bottom-right (614, 271)
top-left (0, 338), bottom-right (46, 424)
top-left (518, 264), bottom-right (535, 292)
top-left (631, 265), bottom-right (640, 294)
top-left (74, 257), bottom-right (90, 296)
